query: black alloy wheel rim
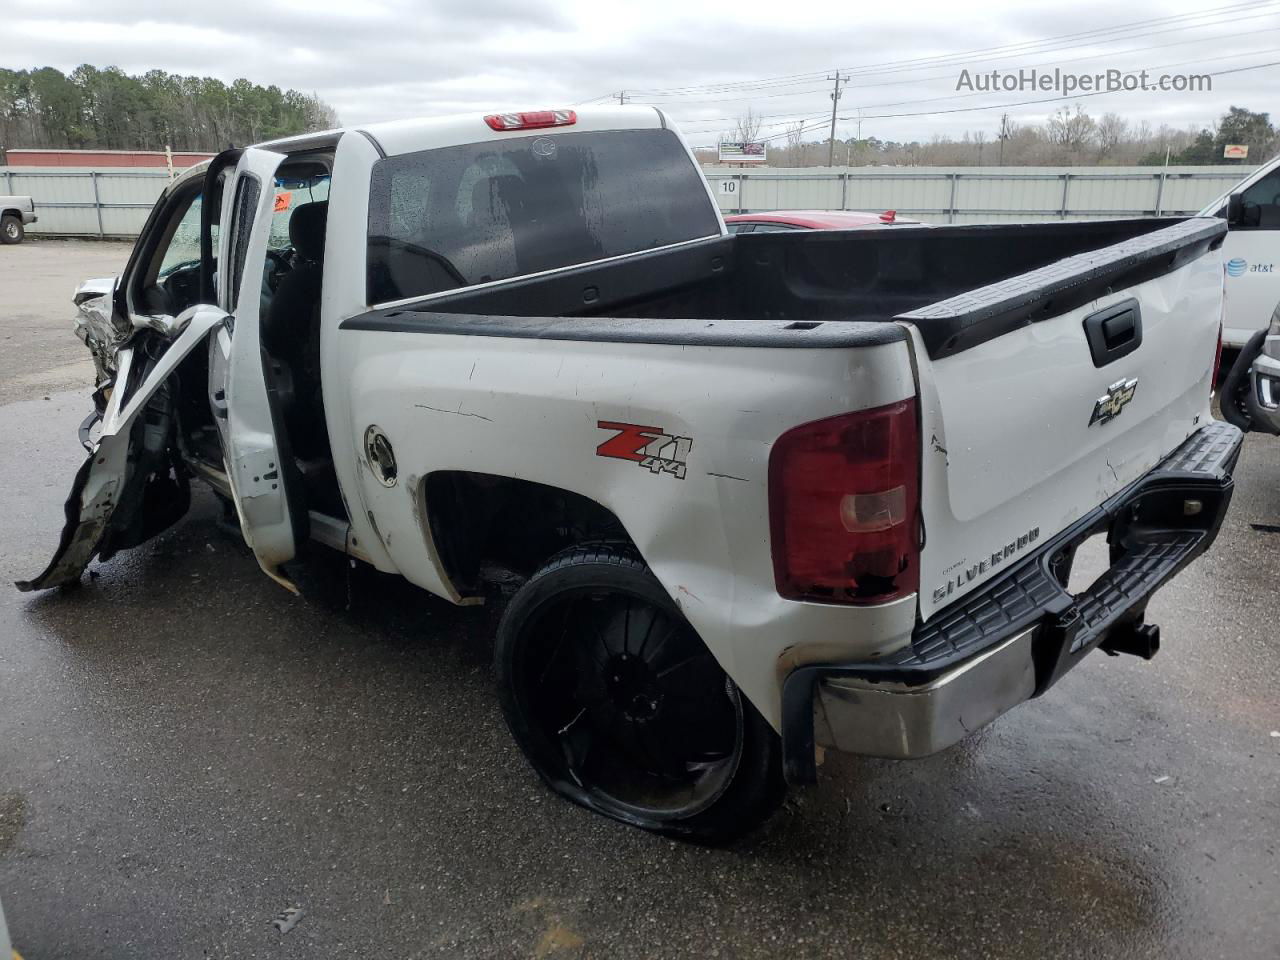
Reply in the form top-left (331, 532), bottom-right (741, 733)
top-left (518, 588), bottom-right (744, 820)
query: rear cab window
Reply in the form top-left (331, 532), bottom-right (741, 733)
top-left (366, 128), bottom-right (720, 304)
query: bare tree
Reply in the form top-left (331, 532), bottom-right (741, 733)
top-left (732, 107), bottom-right (763, 145)
top-left (1096, 112), bottom-right (1128, 160)
top-left (1046, 104), bottom-right (1098, 159)
top-left (972, 130), bottom-right (987, 165)
top-left (779, 120), bottom-right (805, 166)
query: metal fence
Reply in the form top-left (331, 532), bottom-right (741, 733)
top-left (1, 163), bottom-right (1257, 237)
top-left (2, 168), bottom-right (171, 237)
top-left (705, 165), bottom-right (1252, 223)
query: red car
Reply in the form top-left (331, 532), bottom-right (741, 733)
top-left (723, 209), bottom-right (917, 233)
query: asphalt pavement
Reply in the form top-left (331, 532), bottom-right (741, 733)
top-left (0, 240), bottom-right (1277, 959)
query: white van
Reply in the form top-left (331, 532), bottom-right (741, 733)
top-left (1200, 153), bottom-right (1280, 347)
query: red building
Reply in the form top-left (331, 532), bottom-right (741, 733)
top-left (3, 149), bottom-right (214, 168)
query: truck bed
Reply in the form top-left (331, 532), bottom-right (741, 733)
top-left (348, 216), bottom-right (1223, 360)
top-left (344, 213), bottom-right (1227, 626)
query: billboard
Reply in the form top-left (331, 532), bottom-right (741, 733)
top-left (718, 141), bottom-right (767, 164)
top-left (1223, 144), bottom-right (1250, 159)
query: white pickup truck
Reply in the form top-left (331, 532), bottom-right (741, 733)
top-left (18, 107), bottom-right (1242, 843)
top-left (0, 194), bottom-right (37, 244)
top-left (1199, 152), bottom-right (1280, 347)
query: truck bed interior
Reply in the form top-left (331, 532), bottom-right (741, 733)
top-left (367, 216), bottom-right (1223, 360)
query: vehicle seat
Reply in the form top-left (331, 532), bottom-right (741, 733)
top-left (263, 200), bottom-right (328, 458)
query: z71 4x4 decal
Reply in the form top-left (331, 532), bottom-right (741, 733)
top-left (596, 421), bottom-right (692, 480)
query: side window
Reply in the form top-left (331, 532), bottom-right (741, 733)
top-left (157, 194), bottom-right (205, 277)
top-left (1240, 166), bottom-right (1280, 229)
top-left (225, 176), bottom-right (262, 310)
top-left (269, 176), bottom-right (331, 251)
top-left (749, 222), bottom-right (800, 233)
top-left (132, 181), bottom-right (218, 317)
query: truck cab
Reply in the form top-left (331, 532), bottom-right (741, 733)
top-left (1200, 153), bottom-right (1280, 348)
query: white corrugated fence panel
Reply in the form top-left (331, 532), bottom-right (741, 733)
top-left (2, 162), bottom-right (1259, 235)
top-left (1, 167), bottom-right (168, 236)
top-left (703, 164), bottom-right (1255, 224)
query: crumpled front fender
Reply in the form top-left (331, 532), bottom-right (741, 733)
top-left (16, 307), bottom-right (225, 591)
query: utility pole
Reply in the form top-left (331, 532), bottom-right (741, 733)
top-left (616, 91), bottom-right (629, 105)
top-left (997, 113), bottom-right (1010, 165)
top-left (826, 72), bottom-right (846, 168)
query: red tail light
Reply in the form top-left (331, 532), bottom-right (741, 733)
top-left (880, 209), bottom-right (897, 223)
top-left (769, 400), bottom-right (920, 605)
top-left (484, 110), bottom-right (577, 131)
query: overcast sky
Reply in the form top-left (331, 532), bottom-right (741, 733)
top-left (6, 0), bottom-right (1279, 146)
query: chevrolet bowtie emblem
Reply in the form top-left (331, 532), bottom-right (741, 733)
top-left (1089, 377), bottom-right (1138, 427)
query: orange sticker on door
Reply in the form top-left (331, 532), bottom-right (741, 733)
top-left (273, 191), bottom-right (292, 213)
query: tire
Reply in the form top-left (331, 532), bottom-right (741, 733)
top-left (495, 542), bottom-right (785, 844)
top-left (0, 215), bottom-right (23, 245)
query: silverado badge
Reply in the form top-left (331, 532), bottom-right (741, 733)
top-left (1089, 378), bottom-right (1138, 427)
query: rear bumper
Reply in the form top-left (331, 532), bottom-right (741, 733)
top-left (781, 420), bottom-right (1243, 784)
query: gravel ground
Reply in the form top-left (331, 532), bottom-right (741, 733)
top-left (0, 238), bottom-right (132, 406)
top-left (0, 240), bottom-right (1276, 959)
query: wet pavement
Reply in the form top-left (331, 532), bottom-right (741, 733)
top-left (1, 248), bottom-right (1278, 958)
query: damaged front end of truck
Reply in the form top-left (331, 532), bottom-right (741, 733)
top-left (16, 286), bottom-right (222, 592)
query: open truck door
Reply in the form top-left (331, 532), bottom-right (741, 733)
top-left (205, 147), bottom-right (304, 590)
top-left (18, 147), bottom-right (303, 591)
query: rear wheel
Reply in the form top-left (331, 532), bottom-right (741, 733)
top-left (1, 215), bottom-right (23, 244)
top-left (495, 543), bottom-right (785, 844)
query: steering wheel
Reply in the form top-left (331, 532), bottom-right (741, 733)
top-left (265, 248), bottom-right (293, 271)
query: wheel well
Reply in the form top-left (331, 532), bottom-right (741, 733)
top-left (1, 209), bottom-right (20, 220)
top-left (423, 471), bottom-right (634, 595)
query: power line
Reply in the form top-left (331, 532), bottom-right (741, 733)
top-left (655, 38), bottom-right (1278, 145)
top-left (834, 7), bottom-right (1280, 81)
top-left (805, 45), bottom-right (1280, 117)
top-left (634, 7), bottom-right (1280, 107)
top-left (572, 92), bottom-right (620, 105)
top-left (664, 42), bottom-right (1278, 132)
top-left (847, 58), bottom-right (1280, 123)
top-left (625, 0), bottom-right (1278, 97)
top-left (738, 56), bottom-right (1280, 145)
top-left (838, 24), bottom-right (1280, 92)
top-left (673, 0), bottom-right (1279, 93)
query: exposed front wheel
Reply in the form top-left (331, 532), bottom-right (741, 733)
top-left (1, 215), bottom-right (23, 244)
top-left (495, 543), bottom-right (785, 844)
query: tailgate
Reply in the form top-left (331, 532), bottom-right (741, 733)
top-left (902, 217), bottom-right (1227, 621)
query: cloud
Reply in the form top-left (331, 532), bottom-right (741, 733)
top-left (4, 0), bottom-right (1276, 146)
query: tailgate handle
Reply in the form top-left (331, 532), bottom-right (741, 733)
top-left (1083, 299), bottom-right (1142, 367)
